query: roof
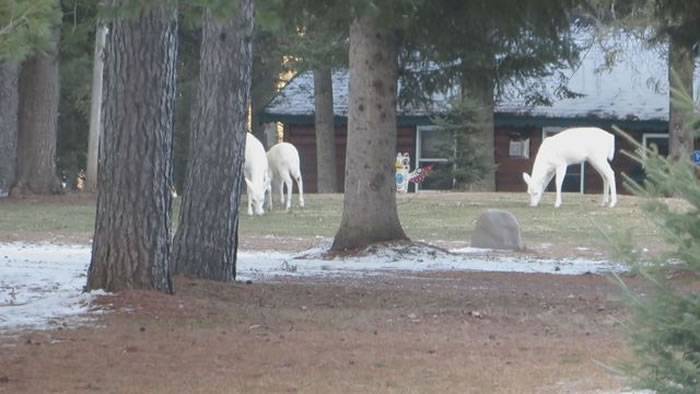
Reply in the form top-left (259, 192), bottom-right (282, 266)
top-left (263, 31), bottom-right (699, 127)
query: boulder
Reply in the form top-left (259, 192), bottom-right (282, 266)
top-left (471, 209), bottom-right (523, 250)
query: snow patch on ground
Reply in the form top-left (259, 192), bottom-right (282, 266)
top-left (0, 242), bottom-right (627, 333)
top-left (0, 243), bottom-right (105, 334)
top-left (237, 242), bottom-right (625, 281)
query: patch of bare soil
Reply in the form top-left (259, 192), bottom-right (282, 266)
top-left (0, 272), bottom-right (644, 394)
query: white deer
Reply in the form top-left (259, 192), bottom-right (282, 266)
top-left (266, 142), bottom-right (304, 211)
top-left (522, 127), bottom-right (617, 208)
top-left (244, 132), bottom-right (270, 216)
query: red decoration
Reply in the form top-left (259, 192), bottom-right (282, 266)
top-left (409, 165), bottom-right (433, 184)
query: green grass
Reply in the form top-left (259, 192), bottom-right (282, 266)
top-left (0, 192), bottom-right (664, 254)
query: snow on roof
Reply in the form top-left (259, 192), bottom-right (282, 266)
top-left (264, 32), bottom-right (699, 123)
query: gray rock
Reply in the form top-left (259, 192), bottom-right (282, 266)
top-left (471, 209), bottom-right (524, 250)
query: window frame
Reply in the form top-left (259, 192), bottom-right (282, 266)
top-left (415, 125), bottom-right (451, 192)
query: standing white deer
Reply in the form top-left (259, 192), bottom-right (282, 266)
top-left (266, 142), bottom-right (304, 211)
top-left (522, 127), bottom-right (617, 208)
top-left (244, 133), bottom-right (270, 216)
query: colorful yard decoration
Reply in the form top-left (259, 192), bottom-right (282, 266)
top-left (395, 152), bottom-right (433, 193)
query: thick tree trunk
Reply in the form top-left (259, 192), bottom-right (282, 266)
top-left (0, 63), bottom-right (19, 197)
top-left (461, 63), bottom-right (496, 191)
top-left (668, 35), bottom-right (695, 163)
top-left (172, 0), bottom-right (254, 281)
top-left (331, 15), bottom-right (408, 251)
top-left (12, 31), bottom-right (62, 196)
top-left (250, 39), bottom-right (276, 149)
top-left (87, 3), bottom-right (178, 293)
top-left (86, 23), bottom-right (108, 192)
top-left (313, 66), bottom-right (337, 193)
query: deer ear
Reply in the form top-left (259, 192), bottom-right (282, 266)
top-left (522, 173), bottom-right (531, 186)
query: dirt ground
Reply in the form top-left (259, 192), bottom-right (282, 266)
top-left (0, 268), bottom-right (645, 394)
top-left (0, 193), bottom-right (660, 393)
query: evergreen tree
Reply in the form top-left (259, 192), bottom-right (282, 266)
top-left (265, 0), bottom-right (349, 192)
top-left (172, 0), bottom-right (254, 281)
top-left (0, 0), bottom-right (59, 61)
top-left (584, 0), bottom-right (700, 163)
top-left (13, 7), bottom-right (63, 196)
top-left (615, 80), bottom-right (700, 393)
top-left (87, 1), bottom-right (178, 293)
top-left (429, 98), bottom-right (495, 189)
top-left (331, 1), bottom-right (415, 251)
top-left (402, 0), bottom-right (583, 190)
top-left (0, 0), bottom-right (60, 196)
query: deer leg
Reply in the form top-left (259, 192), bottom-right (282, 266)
top-left (266, 183), bottom-right (272, 211)
top-left (284, 177), bottom-right (293, 210)
top-left (247, 187), bottom-right (254, 216)
top-left (295, 175), bottom-right (304, 208)
top-left (602, 178), bottom-right (610, 206)
top-left (554, 164), bottom-right (567, 208)
top-left (278, 181), bottom-right (285, 207)
top-left (603, 162), bottom-right (617, 208)
top-left (589, 161), bottom-right (609, 206)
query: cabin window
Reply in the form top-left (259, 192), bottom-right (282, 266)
top-left (416, 126), bottom-right (452, 191)
top-left (508, 138), bottom-right (530, 159)
top-left (642, 133), bottom-right (669, 157)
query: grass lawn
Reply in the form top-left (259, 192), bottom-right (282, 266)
top-left (0, 191), bottom-right (664, 256)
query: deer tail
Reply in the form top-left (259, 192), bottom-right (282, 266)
top-left (608, 133), bottom-right (615, 162)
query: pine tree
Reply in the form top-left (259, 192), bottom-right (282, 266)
top-left (0, 0), bottom-right (60, 61)
top-left (0, 0), bottom-right (61, 196)
top-left (172, 0), bottom-right (254, 281)
top-left (87, 1), bottom-right (178, 293)
top-left (331, 8), bottom-right (409, 251)
top-left (402, 0), bottom-right (583, 190)
top-left (585, 0), bottom-right (700, 163)
top-left (615, 79), bottom-right (700, 393)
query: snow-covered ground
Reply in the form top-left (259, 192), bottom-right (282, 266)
top-left (0, 241), bottom-right (626, 333)
top-left (0, 243), bottom-right (105, 333)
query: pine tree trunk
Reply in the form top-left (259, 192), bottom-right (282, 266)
top-left (461, 63), bottom-right (496, 191)
top-left (331, 15), bottom-right (408, 251)
top-left (86, 23), bottom-right (108, 192)
top-left (313, 66), bottom-right (337, 193)
top-left (250, 38), bottom-right (277, 149)
top-left (0, 63), bottom-right (19, 197)
top-left (172, 1), bottom-right (254, 281)
top-left (12, 30), bottom-right (62, 196)
top-left (668, 35), bottom-right (694, 163)
top-left (87, 3), bottom-right (178, 293)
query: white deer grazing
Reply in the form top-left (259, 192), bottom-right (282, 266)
top-left (244, 132), bottom-right (270, 216)
top-left (266, 142), bottom-right (304, 211)
top-left (522, 127), bottom-right (617, 208)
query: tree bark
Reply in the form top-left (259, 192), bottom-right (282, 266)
top-left (313, 66), bottom-right (337, 193)
top-left (12, 29), bottom-right (62, 196)
top-left (0, 63), bottom-right (19, 197)
top-left (250, 33), bottom-right (278, 149)
top-left (331, 14), bottom-right (408, 251)
top-left (461, 62), bottom-right (496, 191)
top-left (172, 0), bottom-right (254, 281)
top-left (86, 23), bottom-right (108, 192)
top-left (668, 35), bottom-right (695, 163)
top-left (87, 2), bottom-right (178, 293)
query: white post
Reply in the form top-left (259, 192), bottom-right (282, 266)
top-left (86, 24), bottom-right (108, 192)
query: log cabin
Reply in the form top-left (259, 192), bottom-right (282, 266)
top-left (261, 32), bottom-right (699, 194)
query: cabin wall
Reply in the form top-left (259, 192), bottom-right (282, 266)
top-left (495, 127), bottom-right (653, 194)
top-left (284, 124), bottom-right (416, 193)
top-left (284, 122), bottom-right (672, 194)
